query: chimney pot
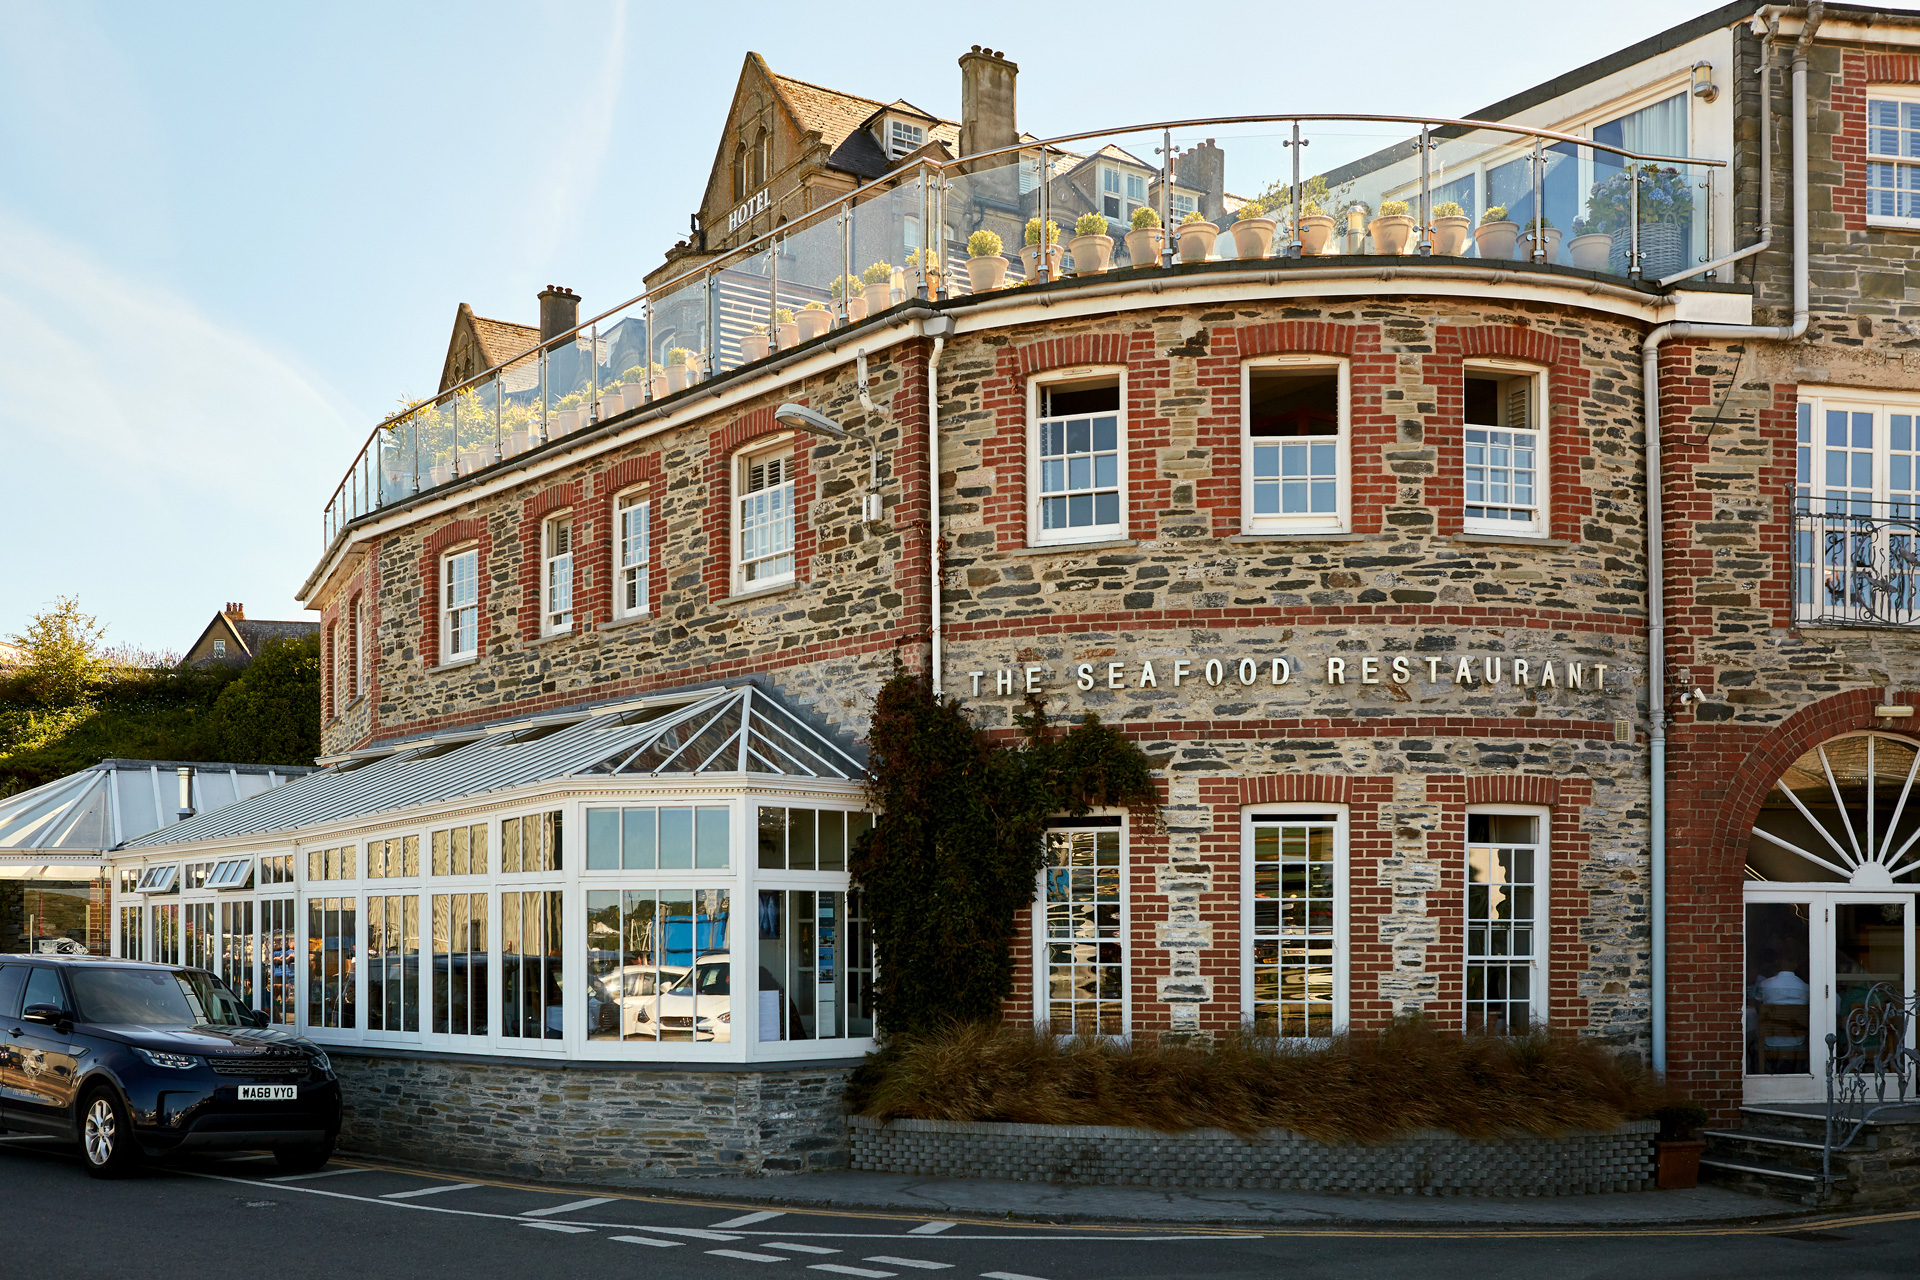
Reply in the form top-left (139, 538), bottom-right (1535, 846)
top-left (538, 286), bottom-right (581, 343)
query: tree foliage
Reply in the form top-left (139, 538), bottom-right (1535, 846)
top-left (8, 596), bottom-right (109, 708)
top-left (851, 668), bottom-right (1159, 1038)
top-left (206, 634), bottom-right (322, 765)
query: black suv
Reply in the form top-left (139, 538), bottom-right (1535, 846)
top-left (0, 955), bottom-right (341, 1178)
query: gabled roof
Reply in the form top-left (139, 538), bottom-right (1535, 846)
top-left (468, 312), bottom-right (540, 367)
top-left (0, 759), bottom-right (315, 855)
top-left (125, 682), bottom-right (865, 851)
top-left (768, 71), bottom-right (887, 148)
top-left (181, 610), bottom-right (316, 667)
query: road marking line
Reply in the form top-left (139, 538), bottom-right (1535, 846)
top-left (707, 1248), bottom-right (789, 1262)
top-left (810, 1267), bottom-right (897, 1278)
top-left (644, 1227), bottom-right (747, 1241)
top-left (611, 1235), bottom-right (684, 1248)
top-left (265, 1167), bottom-right (363, 1182)
top-left (521, 1221), bottom-right (594, 1234)
top-left (522, 1196), bottom-right (617, 1217)
top-left (866, 1260), bottom-right (952, 1271)
top-left (908, 1222), bottom-right (956, 1235)
top-left (381, 1182), bottom-right (479, 1200)
top-left (981, 1273), bottom-right (1050, 1280)
top-left (766, 1242), bottom-right (841, 1254)
top-left (713, 1210), bottom-right (787, 1228)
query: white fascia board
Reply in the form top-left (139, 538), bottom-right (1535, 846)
top-left (1671, 289), bottom-right (1755, 325)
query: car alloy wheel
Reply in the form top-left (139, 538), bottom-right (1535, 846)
top-left (84, 1096), bottom-right (116, 1166)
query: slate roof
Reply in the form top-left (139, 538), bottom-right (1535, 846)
top-left (469, 313), bottom-right (540, 368)
top-left (233, 619), bottom-right (319, 654)
top-left (766, 70), bottom-right (960, 181)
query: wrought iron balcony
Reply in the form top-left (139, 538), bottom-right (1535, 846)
top-left (1794, 497), bottom-right (1920, 628)
top-left (320, 112), bottom-right (1728, 552)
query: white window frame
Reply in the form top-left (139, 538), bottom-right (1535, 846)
top-left (328, 620), bottom-right (343, 716)
top-left (1028, 366), bottom-right (1128, 547)
top-left (1866, 85), bottom-right (1920, 230)
top-left (614, 491), bottom-right (651, 620)
top-left (888, 118), bottom-right (926, 160)
top-left (212, 638), bottom-right (225, 659)
top-left (1031, 813), bottom-right (1129, 1038)
top-left (1463, 804), bottom-right (1550, 1035)
top-left (1462, 358), bottom-right (1548, 538)
top-left (441, 545), bottom-right (479, 663)
top-left (543, 513), bottom-right (574, 635)
top-left (1240, 355), bottom-right (1350, 536)
top-left (1240, 804), bottom-right (1348, 1039)
top-left (1098, 165), bottom-right (1148, 223)
top-left (734, 439), bottom-right (796, 592)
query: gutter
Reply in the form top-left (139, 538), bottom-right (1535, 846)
top-left (1646, 3), bottom-right (1817, 1075)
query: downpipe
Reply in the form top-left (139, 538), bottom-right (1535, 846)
top-left (1646, 7), bottom-right (1815, 1074)
top-left (923, 316), bottom-right (953, 695)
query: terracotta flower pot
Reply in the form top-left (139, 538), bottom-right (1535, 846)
top-left (1520, 226), bottom-right (1563, 263)
top-left (1475, 220), bottom-right (1520, 260)
top-left (1069, 233), bottom-right (1113, 274)
top-left (599, 386), bottom-right (627, 416)
top-left (1568, 231), bottom-right (1613, 270)
top-left (428, 463), bottom-right (453, 487)
top-left (457, 449), bottom-right (488, 475)
top-left (845, 295), bottom-right (869, 321)
top-left (551, 407), bottom-right (583, 437)
top-left (1655, 1139), bottom-right (1705, 1190)
top-left (503, 429), bottom-right (532, 458)
top-left (1124, 227), bottom-right (1164, 267)
top-left (1429, 215), bottom-right (1472, 256)
top-left (797, 309), bottom-right (833, 341)
top-left (865, 278), bottom-right (895, 308)
top-left (1369, 214), bottom-right (1415, 255)
top-left (1019, 244), bottom-right (1063, 281)
top-left (1176, 221), bottom-right (1218, 262)
top-left (1298, 214), bottom-right (1336, 256)
top-left (775, 322), bottom-right (800, 350)
top-left (1229, 215), bottom-right (1277, 260)
top-left (650, 374), bottom-right (668, 401)
top-left (966, 254), bottom-right (1008, 293)
top-left (741, 333), bottom-right (770, 363)
top-left (665, 365), bottom-right (689, 393)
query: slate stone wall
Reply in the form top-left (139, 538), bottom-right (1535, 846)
top-left (849, 1115), bottom-right (1658, 1195)
top-left (331, 1050), bottom-right (854, 1180)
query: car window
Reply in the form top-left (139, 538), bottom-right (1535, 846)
top-left (0, 966), bottom-right (25, 1021)
top-left (22, 967), bottom-right (66, 1013)
top-left (69, 967), bottom-right (250, 1028)
top-left (696, 963), bottom-right (730, 996)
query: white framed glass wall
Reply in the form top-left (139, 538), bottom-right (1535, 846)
top-left (1240, 805), bottom-right (1349, 1038)
top-left (109, 782), bottom-right (877, 1064)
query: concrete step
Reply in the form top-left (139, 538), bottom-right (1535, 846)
top-left (1735, 1105), bottom-right (1833, 1141)
top-left (1702, 1128), bottom-right (1826, 1176)
top-left (1699, 1154), bottom-right (1824, 1205)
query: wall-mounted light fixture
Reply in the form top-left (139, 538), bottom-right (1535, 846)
top-left (1692, 61), bottom-right (1719, 103)
top-left (775, 403), bottom-right (884, 522)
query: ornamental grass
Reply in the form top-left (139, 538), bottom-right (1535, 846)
top-left (847, 1018), bottom-right (1667, 1143)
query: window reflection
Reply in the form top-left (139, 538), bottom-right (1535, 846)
top-left (585, 889), bottom-right (730, 1041)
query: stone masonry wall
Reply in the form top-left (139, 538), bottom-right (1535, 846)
top-left (332, 1050), bottom-right (853, 1180)
top-left (849, 1115), bottom-right (1658, 1196)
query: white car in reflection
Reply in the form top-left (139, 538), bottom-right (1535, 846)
top-left (652, 956), bottom-right (732, 1042)
top-left (587, 963), bottom-right (687, 1038)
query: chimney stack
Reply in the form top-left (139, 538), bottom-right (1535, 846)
top-left (176, 766), bottom-right (195, 822)
top-left (225, 602), bottom-right (245, 619)
top-left (958, 46), bottom-right (1018, 168)
top-left (539, 286), bottom-right (581, 344)
top-left (1177, 139), bottom-right (1228, 225)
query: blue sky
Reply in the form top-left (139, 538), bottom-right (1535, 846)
top-left (0, 0), bottom-right (1872, 652)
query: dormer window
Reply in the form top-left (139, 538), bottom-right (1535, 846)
top-left (888, 119), bottom-right (925, 160)
top-left (1100, 166), bottom-right (1147, 222)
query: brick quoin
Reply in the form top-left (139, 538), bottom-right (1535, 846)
top-left (419, 518), bottom-right (490, 667)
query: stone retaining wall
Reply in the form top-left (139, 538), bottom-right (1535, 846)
top-left (333, 1049), bottom-right (855, 1181)
top-left (849, 1115), bottom-right (1658, 1196)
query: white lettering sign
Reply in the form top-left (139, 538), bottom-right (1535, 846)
top-left (965, 650), bottom-right (1613, 697)
top-left (728, 188), bottom-right (771, 233)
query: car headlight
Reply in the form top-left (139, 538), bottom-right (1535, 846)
top-left (716, 1012), bottom-right (731, 1023)
top-left (309, 1050), bottom-right (331, 1073)
top-left (133, 1047), bottom-right (200, 1071)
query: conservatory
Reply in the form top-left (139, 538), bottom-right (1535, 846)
top-left (110, 682), bottom-right (877, 1064)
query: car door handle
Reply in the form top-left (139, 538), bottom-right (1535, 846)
top-left (6, 1027), bottom-right (21, 1038)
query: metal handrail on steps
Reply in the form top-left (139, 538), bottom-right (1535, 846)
top-left (1822, 981), bottom-right (1920, 1199)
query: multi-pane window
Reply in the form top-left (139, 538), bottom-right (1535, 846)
top-left (888, 119), bottom-right (925, 159)
top-left (1099, 166), bottom-right (1148, 221)
top-left (366, 894), bottom-right (420, 1033)
top-left (442, 547), bottom-right (478, 661)
top-left (1868, 96), bottom-right (1920, 222)
top-left (737, 447), bottom-right (795, 588)
top-left (352, 593), bottom-right (366, 695)
top-left (617, 493), bottom-right (650, 618)
top-left (501, 890), bottom-right (563, 1040)
top-left (1465, 811), bottom-right (1545, 1035)
top-left (365, 835), bottom-right (419, 880)
top-left (757, 889), bottom-right (872, 1042)
top-left (219, 900), bottom-right (254, 1007)
top-left (1245, 363), bottom-right (1345, 533)
top-left (585, 889), bottom-right (731, 1042)
top-left (430, 822), bottom-right (489, 875)
top-left (118, 905), bottom-right (142, 959)
top-left (1463, 367), bottom-right (1543, 534)
top-left (501, 811), bottom-right (563, 873)
top-left (152, 902), bottom-right (180, 966)
top-left (1040, 819), bottom-right (1125, 1036)
top-left (213, 639), bottom-right (226, 659)
top-left (431, 892), bottom-right (488, 1036)
top-left (307, 895), bottom-right (358, 1029)
top-left (1247, 811), bottom-right (1340, 1037)
top-left (306, 844), bottom-right (357, 882)
top-left (1171, 191), bottom-right (1197, 220)
top-left (755, 806), bottom-right (869, 871)
top-left (1034, 379), bottom-right (1123, 541)
top-left (259, 897), bottom-right (297, 1025)
top-left (544, 514), bottom-right (574, 634)
top-left (586, 805), bottom-right (730, 870)
top-left (1794, 394), bottom-right (1920, 623)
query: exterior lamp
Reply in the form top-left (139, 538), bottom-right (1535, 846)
top-left (774, 403), bottom-right (883, 521)
top-left (1691, 61), bottom-right (1718, 103)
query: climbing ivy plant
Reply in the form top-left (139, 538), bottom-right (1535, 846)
top-left (850, 668), bottom-right (1159, 1037)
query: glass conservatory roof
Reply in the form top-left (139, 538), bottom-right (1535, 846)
top-left (0, 759), bottom-right (312, 856)
top-left (123, 683), bottom-right (865, 850)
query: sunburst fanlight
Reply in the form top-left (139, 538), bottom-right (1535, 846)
top-left (1751, 732), bottom-right (1920, 887)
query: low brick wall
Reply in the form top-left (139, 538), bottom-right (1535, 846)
top-left (332, 1049), bottom-right (854, 1181)
top-left (849, 1115), bottom-right (1658, 1195)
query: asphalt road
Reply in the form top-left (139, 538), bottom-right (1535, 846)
top-left (4, 1134), bottom-right (1919, 1280)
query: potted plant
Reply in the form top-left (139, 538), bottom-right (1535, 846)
top-left (1176, 208), bottom-right (1217, 262)
top-left (1567, 217), bottom-right (1611, 270)
top-left (622, 365), bottom-right (653, 410)
top-left (965, 228), bottom-right (1008, 292)
top-left (772, 308), bottom-right (799, 351)
top-left (1297, 200), bottom-right (1337, 256)
top-left (1369, 200), bottom-right (1415, 255)
top-left (904, 247), bottom-right (939, 296)
top-left (428, 455), bottom-right (453, 487)
top-left (863, 262), bottom-right (896, 309)
top-left (1021, 218), bottom-right (1062, 281)
top-left (1588, 164), bottom-right (1694, 277)
top-left (551, 391), bottom-right (586, 437)
top-left (798, 301), bottom-right (833, 341)
top-left (833, 274), bottom-right (868, 322)
top-left (1229, 197), bottom-right (1277, 259)
top-left (741, 323), bottom-right (770, 363)
top-left (598, 377), bottom-right (627, 417)
top-left (1429, 200), bottom-right (1472, 256)
top-left (1654, 1102), bottom-right (1709, 1190)
top-left (1474, 204), bottom-right (1519, 260)
top-left (1520, 214), bottom-right (1561, 264)
top-left (645, 362), bottom-right (668, 401)
top-left (1069, 212), bottom-right (1112, 275)
top-left (665, 348), bottom-right (699, 393)
top-left (1122, 205), bottom-right (1164, 268)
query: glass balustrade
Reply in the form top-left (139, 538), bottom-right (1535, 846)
top-left (322, 117), bottom-right (1726, 547)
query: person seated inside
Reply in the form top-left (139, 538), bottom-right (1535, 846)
top-left (1749, 947), bottom-right (1811, 1074)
